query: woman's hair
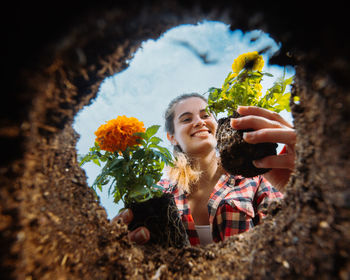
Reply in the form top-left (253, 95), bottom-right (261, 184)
top-left (164, 93), bottom-right (208, 193)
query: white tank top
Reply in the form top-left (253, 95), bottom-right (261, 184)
top-left (195, 224), bottom-right (213, 245)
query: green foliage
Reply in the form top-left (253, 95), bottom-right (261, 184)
top-left (79, 125), bottom-right (173, 205)
top-left (207, 65), bottom-right (294, 117)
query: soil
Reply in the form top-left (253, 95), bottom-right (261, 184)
top-left (127, 193), bottom-right (189, 248)
top-left (216, 111), bottom-right (278, 177)
top-left (1, 1), bottom-right (350, 279)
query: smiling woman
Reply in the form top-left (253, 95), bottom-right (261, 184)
top-left (73, 21), bottom-right (294, 218)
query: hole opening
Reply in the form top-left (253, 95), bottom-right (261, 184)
top-left (73, 20), bottom-right (295, 221)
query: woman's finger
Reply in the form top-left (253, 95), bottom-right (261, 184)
top-left (231, 115), bottom-right (283, 131)
top-left (128, 227), bottom-right (150, 244)
top-left (112, 208), bottom-right (133, 224)
top-left (243, 128), bottom-right (296, 145)
top-left (237, 106), bottom-right (293, 128)
top-left (253, 152), bottom-right (295, 170)
top-left (112, 210), bottom-right (150, 244)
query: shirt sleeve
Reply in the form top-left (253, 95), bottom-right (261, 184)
top-left (254, 176), bottom-right (283, 223)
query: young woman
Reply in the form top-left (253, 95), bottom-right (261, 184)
top-left (114, 93), bottom-right (296, 245)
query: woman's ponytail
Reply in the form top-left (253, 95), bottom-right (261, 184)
top-left (166, 149), bottom-right (201, 194)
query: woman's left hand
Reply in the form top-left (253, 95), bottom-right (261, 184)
top-left (231, 106), bottom-right (296, 191)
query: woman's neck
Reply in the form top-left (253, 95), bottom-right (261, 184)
top-left (190, 150), bottom-right (222, 187)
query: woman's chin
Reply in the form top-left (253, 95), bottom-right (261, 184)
top-left (186, 141), bottom-right (217, 157)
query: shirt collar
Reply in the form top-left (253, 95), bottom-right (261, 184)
top-left (208, 173), bottom-right (256, 221)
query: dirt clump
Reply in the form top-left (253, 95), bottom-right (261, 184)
top-left (216, 112), bottom-right (277, 177)
top-left (127, 193), bottom-right (189, 248)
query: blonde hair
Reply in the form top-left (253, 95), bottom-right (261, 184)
top-left (164, 93), bottom-right (207, 193)
top-left (166, 151), bottom-right (202, 194)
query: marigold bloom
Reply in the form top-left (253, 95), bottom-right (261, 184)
top-left (94, 116), bottom-right (145, 152)
top-left (230, 51), bottom-right (264, 78)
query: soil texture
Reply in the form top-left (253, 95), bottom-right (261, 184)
top-left (216, 112), bottom-right (277, 177)
top-left (1, 1), bottom-right (350, 279)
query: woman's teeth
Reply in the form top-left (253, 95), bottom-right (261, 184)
top-left (193, 131), bottom-right (209, 136)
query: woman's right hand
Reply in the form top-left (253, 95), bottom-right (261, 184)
top-left (111, 209), bottom-right (150, 245)
top-left (231, 106), bottom-right (296, 190)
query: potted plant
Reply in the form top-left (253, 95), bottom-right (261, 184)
top-left (206, 51), bottom-right (294, 177)
top-left (79, 115), bottom-right (189, 248)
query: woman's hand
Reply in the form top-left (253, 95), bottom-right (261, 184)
top-left (111, 209), bottom-right (150, 244)
top-left (231, 106), bottom-right (296, 190)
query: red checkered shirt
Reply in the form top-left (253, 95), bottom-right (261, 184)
top-left (157, 173), bottom-right (283, 246)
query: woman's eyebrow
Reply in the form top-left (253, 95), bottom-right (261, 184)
top-left (178, 109), bottom-right (208, 119)
top-left (178, 112), bottom-right (192, 119)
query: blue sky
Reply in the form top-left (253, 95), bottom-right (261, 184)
top-left (73, 21), bottom-right (295, 219)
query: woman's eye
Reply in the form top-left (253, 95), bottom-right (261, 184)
top-left (182, 118), bottom-right (191, 122)
top-left (202, 114), bottom-right (210, 119)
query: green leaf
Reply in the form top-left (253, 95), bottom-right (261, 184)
top-left (78, 154), bottom-right (90, 166)
top-left (146, 125), bottom-right (160, 139)
top-left (109, 158), bottom-right (123, 169)
top-left (108, 178), bottom-right (116, 197)
top-left (275, 92), bottom-right (291, 112)
top-left (144, 174), bottom-right (155, 187)
top-left (129, 184), bottom-right (149, 198)
top-left (149, 136), bottom-right (162, 145)
top-left (96, 182), bottom-right (103, 192)
top-left (113, 189), bottom-right (122, 204)
top-left (132, 149), bottom-right (145, 160)
top-left (92, 158), bottom-right (101, 166)
top-left (208, 88), bottom-right (221, 102)
top-left (100, 157), bottom-right (108, 162)
top-left (133, 132), bottom-right (147, 139)
top-left (262, 72), bottom-right (274, 77)
top-left (79, 150), bottom-right (103, 167)
top-left (208, 87), bottom-right (219, 93)
top-left (284, 76), bottom-right (294, 85)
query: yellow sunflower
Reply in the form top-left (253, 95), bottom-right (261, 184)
top-left (230, 51), bottom-right (264, 78)
top-left (94, 116), bottom-right (145, 152)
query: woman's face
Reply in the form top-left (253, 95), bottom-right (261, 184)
top-left (168, 97), bottom-right (218, 157)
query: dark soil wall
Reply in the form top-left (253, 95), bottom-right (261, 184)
top-left (1, 1), bottom-right (349, 279)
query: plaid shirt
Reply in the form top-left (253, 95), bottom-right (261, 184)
top-left (158, 174), bottom-right (283, 246)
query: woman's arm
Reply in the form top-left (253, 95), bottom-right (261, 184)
top-left (231, 106), bottom-right (296, 191)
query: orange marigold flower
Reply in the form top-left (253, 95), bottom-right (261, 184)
top-left (94, 116), bottom-right (145, 152)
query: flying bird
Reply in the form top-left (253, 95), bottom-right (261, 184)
top-left (172, 39), bottom-right (218, 65)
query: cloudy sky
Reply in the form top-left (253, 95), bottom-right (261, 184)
top-left (73, 20), bottom-right (295, 219)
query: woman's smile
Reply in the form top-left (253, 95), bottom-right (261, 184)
top-left (191, 129), bottom-right (211, 138)
top-left (168, 97), bottom-right (218, 155)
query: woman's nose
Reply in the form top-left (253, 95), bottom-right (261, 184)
top-left (194, 117), bottom-right (205, 127)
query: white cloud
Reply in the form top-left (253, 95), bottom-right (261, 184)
top-left (73, 20), bottom-right (295, 219)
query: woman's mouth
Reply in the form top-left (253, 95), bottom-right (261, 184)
top-left (191, 130), bottom-right (211, 137)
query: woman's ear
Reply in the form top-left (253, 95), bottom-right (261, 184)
top-left (167, 132), bottom-right (178, 146)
